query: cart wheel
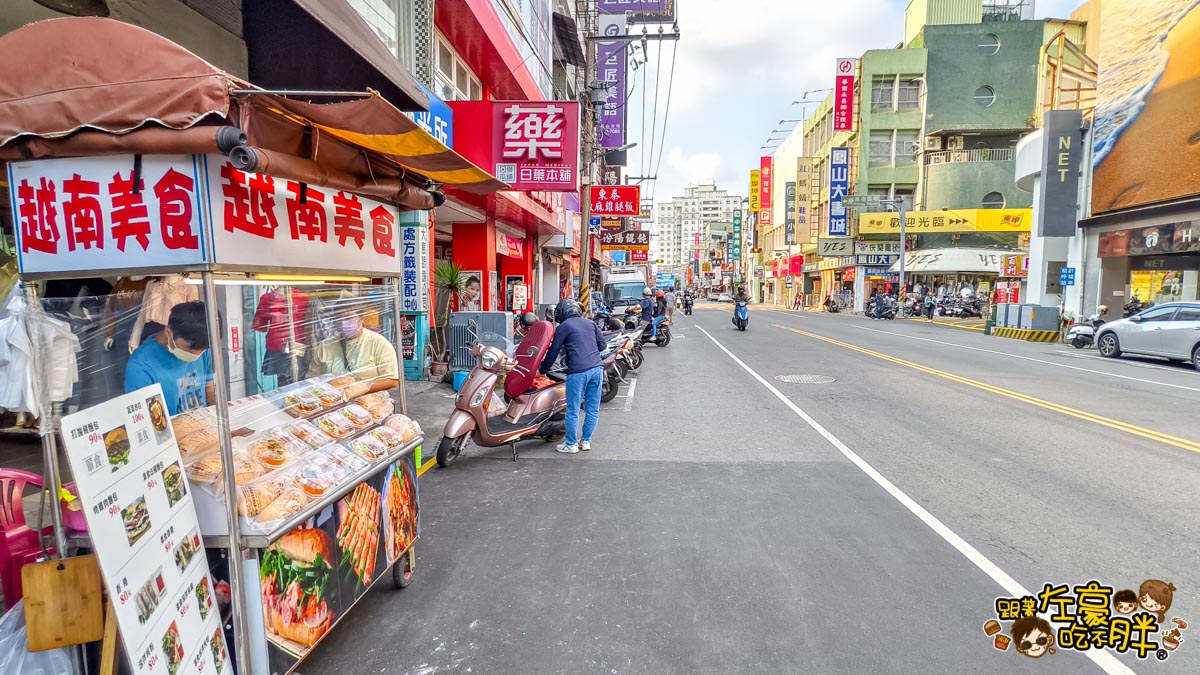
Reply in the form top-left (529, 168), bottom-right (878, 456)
top-left (392, 546), bottom-right (415, 589)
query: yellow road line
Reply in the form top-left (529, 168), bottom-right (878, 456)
top-left (900, 317), bottom-right (985, 332)
top-left (772, 323), bottom-right (1200, 455)
top-left (418, 456), bottom-right (436, 476)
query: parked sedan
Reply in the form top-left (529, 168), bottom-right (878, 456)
top-left (1095, 302), bottom-right (1200, 369)
top-left (717, 294), bottom-right (734, 303)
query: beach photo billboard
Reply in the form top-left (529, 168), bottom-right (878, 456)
top-left (1092, 0), bottom-right (1200, 214)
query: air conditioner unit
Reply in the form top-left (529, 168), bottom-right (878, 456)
top-left (947, 135), bottom-right (964, 151)
top-left (924, 136), bottom-right (942, 151)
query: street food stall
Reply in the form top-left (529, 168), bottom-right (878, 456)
top-left (0, 17), bottom-right (503, 674)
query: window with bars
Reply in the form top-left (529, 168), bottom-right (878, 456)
top-left (869, 132), bottom-right (894, 167)
top-left (871, 76), bottom-right (895, 111)
top-left (895, 131), bottom-right (920, 165)
top-left (898, 78), bottom-right (921, 110)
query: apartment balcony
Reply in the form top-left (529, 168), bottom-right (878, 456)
top-left (924, 148), bottom-right (1014, 165)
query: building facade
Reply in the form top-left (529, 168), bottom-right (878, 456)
top-left (655, 183), bottom-right (743, 279)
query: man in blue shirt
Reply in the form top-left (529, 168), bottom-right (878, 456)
top-left (541, 299), bottom-right (606, 454)
top-left (125, 301), bottom-right (214, 415)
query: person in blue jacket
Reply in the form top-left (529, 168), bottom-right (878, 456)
top-left (541, 299), bottom-right (606, 454)
top-left (125, 301), bottom-right (213, 415)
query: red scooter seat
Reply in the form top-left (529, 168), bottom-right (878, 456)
top-left (504, 321), bottom-right (555, 399)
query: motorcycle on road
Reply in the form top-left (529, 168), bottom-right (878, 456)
top-left (733, 300), bottom-right (749, 331)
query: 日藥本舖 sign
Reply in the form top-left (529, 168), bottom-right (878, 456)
top-left (10, 155), bottom-right (207, 275)
top-left (827, 147), bottom-right (850, 236)
top-left (449, 100), bottom-right (581, 192)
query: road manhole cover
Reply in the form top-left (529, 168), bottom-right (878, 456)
top-left (775, 374), bottom-right (836, 384)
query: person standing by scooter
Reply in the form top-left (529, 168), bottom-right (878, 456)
top-left (542, 299), bottom-right (606, 454)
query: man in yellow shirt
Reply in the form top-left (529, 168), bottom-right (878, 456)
top-left (308, 300), bottom-right (399, 399)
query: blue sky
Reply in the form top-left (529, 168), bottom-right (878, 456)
top-left (625, 0), bottom-right (1083, 207)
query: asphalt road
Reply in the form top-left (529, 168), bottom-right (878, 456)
top-left (304, 303), bottom-right (1199, 674)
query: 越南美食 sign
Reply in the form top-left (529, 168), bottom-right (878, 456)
top-left (590, 185), bottom-right (641, 216)
top-left (10, 154), bottom-right (207, 274)
top-left (827, 147), bottom-right (850, 236)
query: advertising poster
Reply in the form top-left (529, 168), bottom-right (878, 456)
top-left (1092, 0), bottom-right (1200, 213)
top-left (61, 385), bottom-right (230, 675)
top-left (458, 271), bottom-right (483, 312)
top-left (262, 454), bottom-right (419, 675)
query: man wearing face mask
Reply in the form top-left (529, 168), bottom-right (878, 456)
top-left (307, 300), bottom-right (399, 399)
top-left (125, 301), bottom-right (214, 415)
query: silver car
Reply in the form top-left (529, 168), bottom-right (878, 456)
top-left (1095, 302), bottom-right (1200, 369)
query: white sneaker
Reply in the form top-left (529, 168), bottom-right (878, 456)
top-left (580, 441), bottom-right (592, 452)
top-left (556, 443), bottom-right (579, 454)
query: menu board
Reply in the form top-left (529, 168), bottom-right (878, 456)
top-left (263, 454), bottom-right (420, 675)
top-left (62, 385), bottom-right (231, 675)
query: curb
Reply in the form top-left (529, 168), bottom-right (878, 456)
top-left (991, 327), bottom-right (1061, 343)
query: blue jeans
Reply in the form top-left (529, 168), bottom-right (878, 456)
top-left (564, 366), bottom-right (603, 447)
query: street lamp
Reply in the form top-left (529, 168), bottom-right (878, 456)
top-left (878, 198), bottom-right (908, 300)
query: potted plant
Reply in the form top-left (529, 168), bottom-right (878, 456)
top-left (429, 260), bottom-right (463, 376)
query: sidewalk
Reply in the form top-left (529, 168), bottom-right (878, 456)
top-left (400, 378), bottom-right (457, 468)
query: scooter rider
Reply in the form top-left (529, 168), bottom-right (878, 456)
top-left (734, 286), bottom-right (749, 303)
top-left (637, 287), bottom-right (654, 334)
top-left (541, 299), bottom-right (606, 455)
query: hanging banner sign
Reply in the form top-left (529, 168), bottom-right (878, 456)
top-left (827, 147), bottom-right (850, 236)
top-left (496, 231), bottom-right (525, 258)
top-left (760, 156), bottom-right (774, 211)
top-left (61, 385), bottom-right (231, 675)
top-left (205, 156), bottom-right (402, 275)
top-left (784, 182), bottom-right (797, 245)
top-left (599, 228), bottom-right (651, 250)
top-left (749, 170), bottom-right (761, 212)
top-left (590, 185), bottom-right (641, 216)
top-left (834, 58), bottom-right (856, 131)
top-left (9, 155), bottom-right (208, 275)
top-left (597, 40), bottom-right (628, 150)
top-left (400, 225), bottom-right (430, 312)
top-left (449, 100), bottom-right (581, 192)
top-left (732, 211), bottom-right (744, 262)
top-left (794, 157), bottom-right (813, 243)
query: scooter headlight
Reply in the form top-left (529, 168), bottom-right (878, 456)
top-left (481, 350), bottom-right (501, 370)
top-left (470, 388), bottom-right (489, 408)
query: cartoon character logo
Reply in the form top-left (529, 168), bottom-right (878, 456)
top-left (1140, 580), bottom-right (1175, 623)
top-left (1114, 589), bottom-right (1138, 614)
top-left (1011, 616), bottom-right (1055, 659)
top-left (1162, 618), bottom-right (1188, 652)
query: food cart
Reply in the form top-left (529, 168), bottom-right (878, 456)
top-left (0, 17), bottom-right (504, 674)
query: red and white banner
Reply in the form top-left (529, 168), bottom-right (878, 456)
top-left (630, 249), bottom-right (648, 263)
top-left (10, 155), bottom-right (206, 274)
top-left (448, 100), bottom-right (581, 192)
top-left (760, 156), bottom-right (774, 209)
top-left (496, 232), bottom-right (524, 258)
top-left (834, 58), bottom-right (856, 131)
top-left (590, 185), bottom-right (641, 216)
top-left (205, 156), bottom-right (402, 275)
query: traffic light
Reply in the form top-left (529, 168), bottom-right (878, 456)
top-left (656, 258), bottom-right (665, 263)
top-left (750, 247), bottom-right (762, 254)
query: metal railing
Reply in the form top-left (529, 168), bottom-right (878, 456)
top-left (925, 148), bottom-right (1014, 165)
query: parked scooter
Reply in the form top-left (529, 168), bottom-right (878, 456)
top-left (1067, 305), bottom-right (1108, 349)
top-left (733, 300), bottom-right (749, 330)
top-left (436, 319), bottom-right (568, 467)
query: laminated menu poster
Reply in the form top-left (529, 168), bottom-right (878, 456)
top-left (61, 384), bottom-right (232, 675)
top-left (261, 454), bottom-right (419, 675)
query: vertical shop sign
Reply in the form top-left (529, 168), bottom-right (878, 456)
top-left (748, 170), bottom-right (761, 212)
top-left (784, 182), bottom-right (797, 245)
top-left (597, 39), bottom-right (627, 150)
top-left (834, 58), bottom-right (856, 131)
top-left (732, 211), bottom-right (743, 262)
top-left (827, 147), bottom-right (850, 236)
top-left (759, 156), bottom-right (773, 226)
top-left (794, 157), bottom-right (812, 243)
top-left (400, 226), bottom-right (430, 312)
top-left (1038, 109), bottom-right (1083, 237)
top-left (61, 385), bottom-right (231, 675)
top-left (494, 102), bottom-right (581, 191)
top-left (9, 154), bottom-right (207, 274)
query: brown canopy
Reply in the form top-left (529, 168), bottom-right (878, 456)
top-left (0, 18), bottom-right (506, 208)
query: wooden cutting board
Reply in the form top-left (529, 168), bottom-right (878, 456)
top-left (21, 555), bottom-right (105, 652)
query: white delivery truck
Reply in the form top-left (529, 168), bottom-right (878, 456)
top-left (602, 265), bottom-right (651, 312)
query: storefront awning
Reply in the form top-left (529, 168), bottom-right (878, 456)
top-left (889, 248), bottom-right (1008, 274)
top-left (0, 18), bottom-right (506, 208)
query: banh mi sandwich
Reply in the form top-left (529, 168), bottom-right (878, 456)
top-left (260, 529), bottom-right (333, 647)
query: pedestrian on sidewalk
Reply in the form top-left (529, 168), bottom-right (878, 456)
top-left (541, 299), bottom-right (606, 454)
top-left (664, 287), bottom-right (676, 323)
top-left (793, 292), bottom-right (803, 310)
top-left (923, 290), bottom-right (935, 322)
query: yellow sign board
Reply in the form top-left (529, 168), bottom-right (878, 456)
top-left (858, 208), bottom-right (1032, 234)
top-left (749, 170), bottom-right (761, 212)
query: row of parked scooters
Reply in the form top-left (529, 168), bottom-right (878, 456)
top-left (435, 302), bottom-right (671, 468)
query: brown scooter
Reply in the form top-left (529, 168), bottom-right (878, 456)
top-left (435, 319), bottom-right (568, 467)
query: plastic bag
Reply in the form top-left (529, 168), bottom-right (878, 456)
top-left (0, 600), bottom-right (74, 675)
top-left (487, 391), bottom-right (508, 418)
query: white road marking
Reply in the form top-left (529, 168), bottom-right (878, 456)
top-left (622, 378), bottom-right (638, 411)
top-left (852, 325), bottom-right (1200, 394)
top-left (1052, 350), bottom-right (1182, 372)
top-left (694, 324), bottom-right (1134, 675)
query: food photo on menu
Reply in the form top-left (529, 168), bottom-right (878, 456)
top-left (134, 568), bottom-right (167, 625)
top-left (147, 393), bottom-right (171, 445)
top-left (337, 483), bottom-right (381, 590)
top-left (105, 425), bottom-right (131, 471)
top-left (122, 495), bottom-right (152, 546)
top-left (260, 528), bottom-right (335, 654)
top-left (162, 461), bottom-right (186, 507)
top-left (210, 626), bottom-right (228, 674)
top-left (383, 459), bottom-right (419, 563)
top-left (161, 620), bottom-right (184, 675)
top-left (196, 576), bottom-right (213, 620)
top-left (172, 530), bottom-right (200, 573)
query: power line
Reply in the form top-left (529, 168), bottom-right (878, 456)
top-left (648, 38), bottom-right (677, 202)
top-left (643, 36), bottom-right (665, 195)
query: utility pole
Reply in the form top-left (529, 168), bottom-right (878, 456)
top-left (881, 198), bottom-right (908, 302)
